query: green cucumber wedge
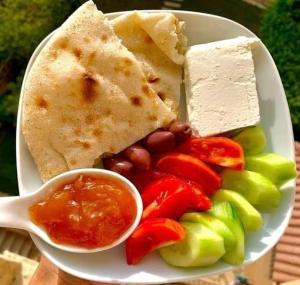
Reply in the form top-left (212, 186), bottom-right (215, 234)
top-left (210, 202), bottom-right (245, 265)
top-left (213, 189), bottom-right (263, 231)
top-left (159, 222), bottom-right (225, 267)
top-left (246, 153), bottom-right (297, 187)
top-left (232, 126), bottom-right (266, 155)
top-left (181, 212), bottom-right (236, 251)
top-left (222, 169), bottom-right (281, 210)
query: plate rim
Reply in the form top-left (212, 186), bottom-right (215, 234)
top-left (16, 9), bottom-right (296, 283)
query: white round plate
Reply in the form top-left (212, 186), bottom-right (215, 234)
top-left (16, 10), bottom-right (295, 283)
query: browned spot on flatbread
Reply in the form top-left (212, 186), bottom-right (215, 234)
top-left (104, 108), bottom-right (112, 116)
top-left (130, 96), bottom-right (142, 107)
top-left (142, 84), bottom-right (151, 95)
top-left (89, 51), bottom-right (97, 62)
top-left (82, 142), bottom-right (90, 149)
top-left (109, 146), bottom-right (116, 152)
top-left (100, 33), bottom-right (108, 42)
top-left (147, 74), bottom-right (160, 83)
top-left (114, 58), bottom-right (133, 76)
top-left (35, 96), bottom-right (48, 109)
top-left (124, 70), bottom-right (131, 77)
top-left (74, 139), bottom-right (91, 149)
top-left (92, 129), bottom-right (102, 137)
top-left (83, 36), bottom-right (90, 43)
top-left (85, 114), bottom-right (94, 125)
top-left (70, 159), bottom-right (77, 166)
top-left (72, 47), bottom-right (82, 59)
top-left (56, 38), bottom-right (68, 50)
top-left (123, 58), bottom-right (132, 65)
top-left (49, 49), bottom-right (58, 60)
top-left (81, 72), bottom-right (98, 103)
top-left (147, 114), bottom-right (157, 121)
top-left (157, 91), bottom-right (166, 101)
top-left (73, 128), bottom-right (81, 136)
top-left (144, 35), bottom-right (153, 44)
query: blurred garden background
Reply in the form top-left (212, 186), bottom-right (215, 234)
top-left (0, 0), bottom-right (299, 196)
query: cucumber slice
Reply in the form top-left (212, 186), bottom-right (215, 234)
top-left (159, 222), bottom-right (225, 267)
top-left (246, 153), bottom-right (297, 187)
top-left (222, 169), bottom-right (281, 210)
top-left (210, 202), bottom-right (245, 265)
top-left (181, 212), bottom-right (236, 251)
top-left (233, 126), bottom-right (266, 155)
top-left (213, 189), bottom-right (263, 231)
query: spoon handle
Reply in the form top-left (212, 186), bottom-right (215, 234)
top-left (0, 196), bottom-right (30, 230)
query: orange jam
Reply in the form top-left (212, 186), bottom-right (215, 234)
top-left (29, 175), bottom-right (137, 249)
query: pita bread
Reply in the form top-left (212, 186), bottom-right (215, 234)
top-left (22, 1), bottom-right (175, 182)
top-left (111, 12), bottom-right (186, 113)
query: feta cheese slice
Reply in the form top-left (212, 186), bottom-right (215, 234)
top-left (184, 36), bottom-right (260, 137)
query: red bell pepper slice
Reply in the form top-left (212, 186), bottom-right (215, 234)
top-left (126, 218), bottom-right (185, 265)
top-left (156, 153), bottom-right (221, 196)
top-left (178, 137), bottom-right (244, 170)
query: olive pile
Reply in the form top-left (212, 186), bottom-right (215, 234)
top-left (103, 121), bottom-right (192, 176)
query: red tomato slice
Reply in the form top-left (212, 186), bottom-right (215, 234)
top-left (126, 218), bottom-right (185, 265)
top-left (142, 176), bottom-right (211, 211)
top-left (178, 137), bottom-right (244, 170)
top-left (142, 184), bottom-right (192, 220)
top-left (156, 153), bottom-right (222, 196)
top-left (187, 181), bottom-right (212, 211)
top-left (142, 175), bottom-right (185, 207)
top-left (127, 169), bottom-right (168, 192)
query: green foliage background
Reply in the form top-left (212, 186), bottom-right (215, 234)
top-left (261, 0), bottom-right (300, 135)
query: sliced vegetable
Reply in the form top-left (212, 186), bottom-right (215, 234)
top-left (213, 189), bottom-right (263, 231)
top-left (232, 126), bottom-right (266, 155)
top-left (156, 153), bottom-right (222, 196)
top-left (181, 212), bottom-right (236, 252)
top-left (222, 169), bottom-right (281, 210)
top-left (178, 137), bottom-right (244, 170)
top-left (159, 222), bottom-right (225, 267)
top-left (246, 153), bottom-right (297, 187)
top-left (127, 169), bottom-right (167, 192)
top-left (142, 176), bottom-right (211, 211)
top-left (210, 202), bottom-right (244, 265)
top-left (142, 182), bottom-right (192, 220)
top-left (188, 181), bottom-right (212, 211)
top-left (141, 176), bottom-right (185, 207)
top-left (126, 218), bottom-right (185, 265)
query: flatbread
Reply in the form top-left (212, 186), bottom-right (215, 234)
top-left (111, 12), bottom-right (186, 113)
top-left (22, 1), bottom-right (175, 182)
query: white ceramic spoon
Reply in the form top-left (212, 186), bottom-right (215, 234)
top-left (0, 168), bottom-right (143, 253)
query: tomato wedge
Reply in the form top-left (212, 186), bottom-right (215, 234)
top-left (126, 218), bottom-right (185, 265)
top-left (142, 182), bottom-right (191, 220)
top-left (156, 153), bottom-right (221, 196)
top-left (127, 169), bottom-right (167, 192)
top-left (142, 176), bottom-right (211, 211)
top-left (178, 137), bottom-right (244, 170)
top-left (142, 176), bottom-right (185, 207)
top-left (187, 181), bottom-right (212, 211)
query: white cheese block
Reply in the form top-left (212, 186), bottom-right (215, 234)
top-left (184, 36), bottom-right (261, 137)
